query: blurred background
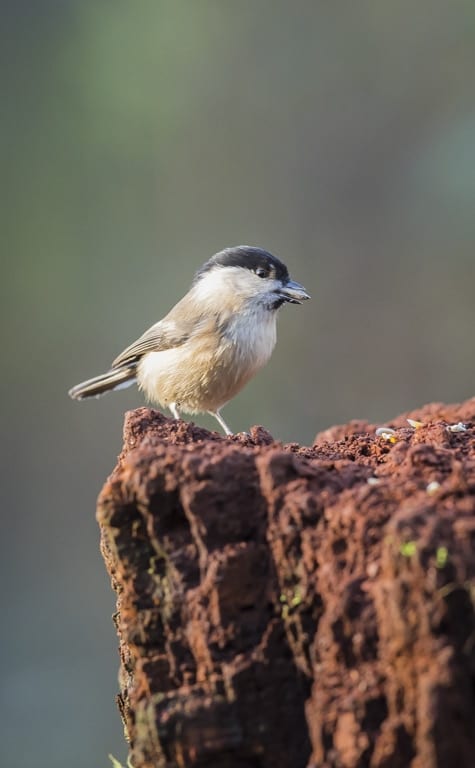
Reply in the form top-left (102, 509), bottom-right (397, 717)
top-left (2, 1), bottom-right (475, 766)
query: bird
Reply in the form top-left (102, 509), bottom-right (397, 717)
top-left (69, 245), bottom-right (310, 435)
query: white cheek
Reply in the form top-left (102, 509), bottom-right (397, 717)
top-left (192, 269), bottom-right (230, 303)
top-left (193, 267), bottom-right (265, 304)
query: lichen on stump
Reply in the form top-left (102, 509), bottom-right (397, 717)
top-left (97, 400), bottom-right (475, 768)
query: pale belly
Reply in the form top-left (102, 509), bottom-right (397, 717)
top-left (137, 316), bottom-right (276, 414)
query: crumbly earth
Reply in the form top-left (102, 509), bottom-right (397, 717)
top-left (97, 399), bottom-right (475, 768)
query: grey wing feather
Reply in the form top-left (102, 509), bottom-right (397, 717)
top-left (111, 321), bottom-right (184, 368)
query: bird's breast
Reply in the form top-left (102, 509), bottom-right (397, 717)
top-left (137, 308), bottom-right (277, 413)
top-left (224, 308), bottom-right (277, 371)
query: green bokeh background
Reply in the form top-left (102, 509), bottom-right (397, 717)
top-left (2, 2), bottom-right (475, 766)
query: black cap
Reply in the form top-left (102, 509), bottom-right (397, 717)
top-left (195, 246), bottom-right (289, 283)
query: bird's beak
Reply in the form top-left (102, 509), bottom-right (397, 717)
top-left (279, 279), bottom-right (311, 304)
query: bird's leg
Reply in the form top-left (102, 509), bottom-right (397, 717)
top-left (169, 402), bottom-right (180, 420)
top-left (209, 409), bottom-right (233, 436)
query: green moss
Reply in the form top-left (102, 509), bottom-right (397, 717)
top-left (400, 541), bottom-right (417, 557)
top-left (436, 546), bottom-right (449, 568)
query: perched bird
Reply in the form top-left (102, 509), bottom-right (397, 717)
top-left (69, 245), bottom-right (310, 435)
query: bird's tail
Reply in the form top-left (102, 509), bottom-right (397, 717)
top-left (68, 365), bottom-right (137, 400)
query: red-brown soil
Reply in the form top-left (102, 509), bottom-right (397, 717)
top-left (97, 399), bottom-right (475, 768)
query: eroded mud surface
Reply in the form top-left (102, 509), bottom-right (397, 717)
top-left (98, 400), bottom-right (475, 768)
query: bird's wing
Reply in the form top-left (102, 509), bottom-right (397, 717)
top-left (112, 318), bottom-right (193, 368)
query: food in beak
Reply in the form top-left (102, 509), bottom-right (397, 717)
top-left (279, 279), bottom-right (311, 304)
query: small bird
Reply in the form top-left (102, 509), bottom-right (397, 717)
top-left (69, 246), bottom-right (310, 435)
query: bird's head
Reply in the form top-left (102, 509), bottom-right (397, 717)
top-left (193, 245), bottom-right (310, 311)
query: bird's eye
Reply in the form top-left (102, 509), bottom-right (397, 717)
top-left (255, 267), bottom-right (267, 278)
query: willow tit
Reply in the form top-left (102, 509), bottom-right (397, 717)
top-left (69, 246), bottom-right (310, 435)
